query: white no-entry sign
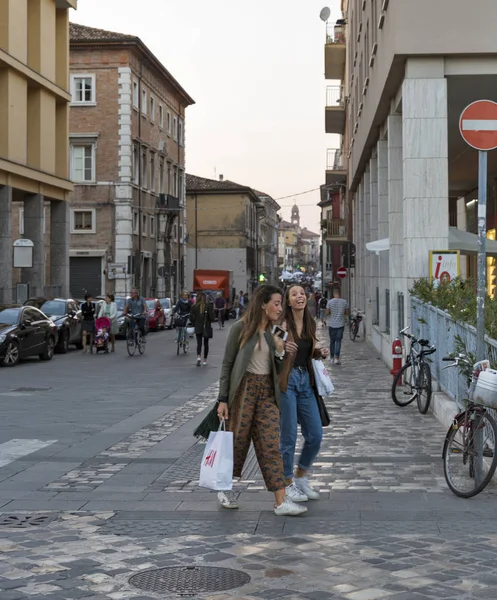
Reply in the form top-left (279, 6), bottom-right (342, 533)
top-left (460, 100), bottom-right (497, 151)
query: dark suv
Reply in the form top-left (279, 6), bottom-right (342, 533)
top-left (24, 298), bottom-right (83, 353)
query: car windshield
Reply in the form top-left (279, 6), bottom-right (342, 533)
top-left (39, 300), bottom-right (66, 316)
top-left (146, 300), bottom-right (156, 310)
top-left (161, 299), bottom-right (171, 309)
top-left (0, 308), bottom-right (21, 325)
top-left (115, 298), bottom-right (126, 312)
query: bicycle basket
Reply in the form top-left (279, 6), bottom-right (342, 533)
top-left (474, 369), bottom-right (497, 409)
top-left (175, 315), bottom-right (189, 328)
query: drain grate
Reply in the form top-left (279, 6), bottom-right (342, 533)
top-left (0, 514), bottom-right (57, 528)
top-left (12, 387), bottom-right (52, 392)
top-left (129, 566), bottom-right (251, 596)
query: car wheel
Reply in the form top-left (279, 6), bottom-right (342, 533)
top-left (57, 330), bottom-right (69, 354)
top-left (2, 341), bottom-right (20, 367)
top-left (40, 337), bottom-right (55, 361)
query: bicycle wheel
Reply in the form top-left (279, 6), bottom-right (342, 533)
top-left (392, 363), bottom-right (417, 407)
top-left (137, 331), bottom-right (145, 355)
top-left (349, 322), bottom-right (358, 342)
top-left (443, 410), bottom-right (497, 498)
top-left (126, 328), bottom-right (136, 357)
top-left (416, 362), bottom-right (432, 414)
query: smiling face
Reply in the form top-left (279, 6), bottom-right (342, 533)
top-left (262, 293), bottom-right (283, 323)
top-left (287, 286), bottom-right (307, 311)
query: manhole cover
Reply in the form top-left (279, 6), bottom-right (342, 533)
top-left (0, 514), bottom-right (56, 528)
top-left (12, 387), bottom-right (52, 392)
top-left (129, 566), bottom-right (251, 596)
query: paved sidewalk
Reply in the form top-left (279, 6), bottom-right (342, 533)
top-left (1, 325), bottom-right (497, 599)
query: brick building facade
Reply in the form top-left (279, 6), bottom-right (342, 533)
top-left (68, 23), bottom-right (194, 300)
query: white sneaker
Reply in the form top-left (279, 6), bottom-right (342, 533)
top-left (202, 360), bottom-right (208, 366)
top-left (285, 482), bottom-right (308, 502)
top-left (294, 477), bottom-right (321, 500)
top-left (336, 358), bottom-right (341, 365)
top-left (196, 357), bottom-right (201, 367)
top-left (217, 491), bottom-right (239, 509)
top-left (274, 498), bottom-right (308, 516)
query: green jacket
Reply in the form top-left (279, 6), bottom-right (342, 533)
top-left (218, 321), bottom-right (284, 409)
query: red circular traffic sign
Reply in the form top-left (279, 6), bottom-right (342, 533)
top-left (460, 100), bottom-right (497, 151)
top-left (337, 266), bottom-right (347, 279)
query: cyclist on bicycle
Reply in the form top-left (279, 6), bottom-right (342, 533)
top-left (214, 292), bottom-right (226, 328)
top-left (123, 288), bottom-right (147, 336)
top-left (173, 290), bottom-right (192, 340)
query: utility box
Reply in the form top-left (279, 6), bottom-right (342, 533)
top-left (13, 239), bottom-right (33, 268)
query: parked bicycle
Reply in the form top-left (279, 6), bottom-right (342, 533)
top-left (349, 309), bottom-right (365, 342)
top-left (441, 353), bottom-right (497, 498)
top-left (126, 314), bottom-right (146, 357)
top-left (391, 326), bottom-right (435, 414)
top-left (175, 315), bottom-right (190, 356)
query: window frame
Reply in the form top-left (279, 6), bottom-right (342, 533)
top-left (142, 213), bottom-right (147, 237)
top-left (159, 104), bottom-right (164, 129)
top-left (150, 151), bottom-right (156, 193)
top-left (178, 119), bottom-right (184, 146)
top-left (70, 74), bottom-right (96, 105)
top-left (150, 216), bottom-right (155, 238)
top-left (71, 208), bottom-right (96, 234)
top-left (150, 96), bottom-right (155, 122)
top-left (70, 142), bottom-right (96, 183)
top-left (133, 80), bottom-right (139, 109)
top-left (173, 116), bottom-right (178, 140)
top-left (167, 112), bottom-right (172, 135)
top-left (133, 211), bottom-right (139, 235)
top-left (141, 149), bottom-right (148, 188)
top-left (141, 88), bottom-right (147, 116)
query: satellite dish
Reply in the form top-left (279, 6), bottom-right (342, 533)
top-left (320, 7), bottom-right (331, 22)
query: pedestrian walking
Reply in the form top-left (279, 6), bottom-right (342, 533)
top-left (215, 285), bottom-right (307, 516)
top-left (80, 293), bottom-right (96, 353)
top-left (326, 287), bottom-right (349, 365)
top-left (279, 284), bottom-right (330, 503)
top-left (191, 292), bottom-right (215, 367)
top-left (233, 294), bottom-right (241, 320)
top-left (214, 292), bottom-right (226, 328)
top-left (319, 293), bottom-right (328, 326)
top-left (98, 294), bottom-right (118, 352)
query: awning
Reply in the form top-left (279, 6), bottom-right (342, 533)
top-left (366, 228), bottom-right (497, 256)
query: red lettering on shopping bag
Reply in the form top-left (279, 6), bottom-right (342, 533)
top-left (204, 450), bottom-right (217, 468)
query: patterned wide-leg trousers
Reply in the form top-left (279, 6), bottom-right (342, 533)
top-left (228, 373), bottom-right (286, 492)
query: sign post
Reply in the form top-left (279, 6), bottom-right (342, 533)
top-left (459, 100), bottom-right (497, 360)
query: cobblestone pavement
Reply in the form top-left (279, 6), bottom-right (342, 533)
top-left (1, 324), bottom-right (497, 599)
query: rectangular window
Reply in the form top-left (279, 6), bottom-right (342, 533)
top-left (142, 213), bottom-right (147, 236)
top-left (159, 104), bottom-right (164, 128)
top-left (141, 150), bottom-right (148, 188)
top-left (173, 116), bottom-right (178, 140)
top-left (150, 216), bottom-right (155, 238)
top-left (178, 169), bottom-right (184, 201)
top-left (150, 152), bottom-right (156, 192)
top-left (70, 144), bottom-right (95, 182)
top-left (150, 96), bottom-right (155, 122)
top-left (133, 211), bottom-right (139, 234)
top-left (178, 119), bottom-right (184, 146)
top-left (167, 112), bottom-right (172, 135)
top-left (133, 81), bottom-right (139, 108)
top-left (71, 209), bottom-right (96, 234)
top-left (141, 88), bottom-right (147, 116)
top-left (70, 75), bottom-right (96, 104)
top-left (133, 143), bottom-right (139, 182)
top-left (159, 159), bottom-right (164, 193)
top-left (173, 166), bottom-right (178, 196)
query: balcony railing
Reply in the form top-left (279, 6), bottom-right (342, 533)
top-left (326, 23), bottom-right (346, 44)
top-left (326, 148), bottom-right (346, 171)
top-left (326, 219), bottom-right (347, 238)
top-left (326, 85), bottom-right (345, 108)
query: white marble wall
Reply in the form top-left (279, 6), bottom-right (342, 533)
top-left (369, 154), bottom-right (379, 324)
top-left (357, 181), bottom-right (365, 310)
top-left (402, 58), bottom-right (449, 299)
top-left (377, 140), bottom-right (389, 332)
top-left (364, 167), bottom-right (371, 313)
top-left (388, 114), bottom-right (404, 335)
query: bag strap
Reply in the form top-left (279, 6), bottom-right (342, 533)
top-left (218, 418), bottom-right (226, 431)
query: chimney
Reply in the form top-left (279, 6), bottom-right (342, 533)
top-left (219, 174), bottom-right (224, 181)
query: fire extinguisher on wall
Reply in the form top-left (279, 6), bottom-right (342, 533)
top-left (390, 338), bottom-right (403, 385)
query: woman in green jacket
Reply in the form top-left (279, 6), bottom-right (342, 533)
top-left (190, 292), bottom-right (215, 367)
top-left (216, 285), bottom-right (307, 517)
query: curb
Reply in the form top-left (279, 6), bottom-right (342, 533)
top-left (430, 391), bottom-right (458, 429)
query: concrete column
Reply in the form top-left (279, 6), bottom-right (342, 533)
top-left (457, 197), bottom-right (468, 279)
top-left (363, 167), bottom-right (371, 311)
top-left (356, 182), bottom-right (364, 310)
top-left (403, 58), bottom-right (449, 303)
top-left (0, 186), bottom-right (13, 303)
top-left (22, 193), bottom-right (45, 295)
top-left (369, 154), bottom-right (379, 326)
top-left (351, 194), bottom-right (358, 308)
top-left (377, 139), bottom-right (389, 331)
top-left (50, 200), bottom-right (70, 296)
top-left (388, 114), bottom-right (403, 337)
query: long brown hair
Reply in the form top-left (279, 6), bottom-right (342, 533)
top-left (195, 292), bottom-right (206, 314)
top-left (283, 284), bottom-right (317, 342)
top-left (239, 285), bottom-right (282, 348)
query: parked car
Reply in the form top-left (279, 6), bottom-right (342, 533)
top-left (0, 305), bottom-right (58, 367)
top-left (159, 298), bottom-right (174, 329)
top-left (24, 297), bottom-right (82, 353)
top-left (115, 296), bottom-right (128, 338)
top-left (145, 298), bottom-right (165, 331)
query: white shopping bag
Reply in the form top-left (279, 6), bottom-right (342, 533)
top-left (199, 420), bottom-right (234, 491)
top-left (312, 359), bottom-right (334, 397)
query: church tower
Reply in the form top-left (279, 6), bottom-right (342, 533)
top-left (291, 203), bottom-right (300, 228)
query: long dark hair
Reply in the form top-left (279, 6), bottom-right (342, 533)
top-left (284, 284), bottom-right (317, 342)
top-left (195, 292), bottom-right (206, 314)
top-left (239, 285), bottom-right (282, 348)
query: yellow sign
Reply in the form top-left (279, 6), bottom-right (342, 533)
top-left (429, 251), bottom-right (460, 286)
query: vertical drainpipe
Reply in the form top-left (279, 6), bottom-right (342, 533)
top-left (137, 63), bottom-right (143, 292)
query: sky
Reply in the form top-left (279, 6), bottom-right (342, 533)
top-left (70, 0), bottom-right (342, 233)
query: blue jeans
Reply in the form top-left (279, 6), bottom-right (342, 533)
top-left (280, 368), bottom-right (323, 480)
top-left (329, 326), bottom-right (344, 357)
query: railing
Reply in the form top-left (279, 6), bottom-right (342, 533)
top-left (385, 289), bottom-right (390, 334)
top-left (326, 23), bottom-right (346, 44)
top-left (326, 148), bottom-right (346, 170)
top-left (326, 85), bottom-right (345, 108)
top-left (325, 219), bottom-right (347, 238)
top-left (410, 297), bottom-right (497, 407)
top-left (397, 292), bottom-right (405, 333)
